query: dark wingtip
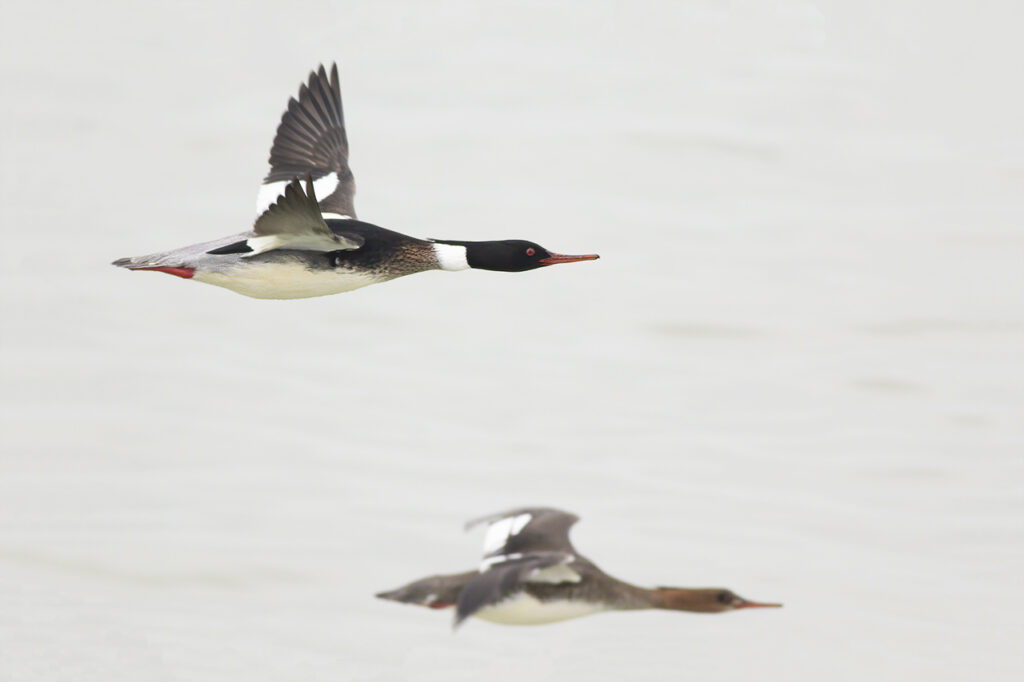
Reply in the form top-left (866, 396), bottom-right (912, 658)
top-left (111, 257), bottom-right (132, 268)
top-left (207, 240), bottom-right (253, 255)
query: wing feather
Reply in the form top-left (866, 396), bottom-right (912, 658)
top-left (466, 507), bottom-right (581, 559)
top-left (454, 552), bottom-right (579, 627)
top-left (246, 176), bottom-right (362, 255)
top-left (261, 63), bottom-right (356, 218)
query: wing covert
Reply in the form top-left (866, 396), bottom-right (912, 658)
top-left (465, 507), bottom-right (580, 560)
top-left (259, 63), bottom-right (357, 218)
top-left (246, 176), bottom-right (362, 255)
top-left (454, 552), bottom-right (579, 627)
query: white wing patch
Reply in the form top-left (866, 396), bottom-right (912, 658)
top-left (479, 552), bottom-right (523, 572)
top-left (511, 513), bottom-right (531, 535)
top-left (256, 174), bottom-right (342, 216)
top-left (243, 234), bottom-right (297, 256)
top-left (482, 513), bottom-right (532, 554)
top-left (526, 560), bottom-right (581, 584)
top-left (242, 232), bottom-right (354, 257)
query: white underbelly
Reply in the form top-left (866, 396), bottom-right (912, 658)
top-left (195, 263), bottom-right (381, 300)
top-left (474, 593), bottom-right (606, 625)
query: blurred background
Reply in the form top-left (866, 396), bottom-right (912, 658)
top-left (1, 1), bottom-right (1022, 680)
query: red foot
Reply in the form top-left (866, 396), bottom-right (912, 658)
top-left (133, 266), bottom-right (195, 279)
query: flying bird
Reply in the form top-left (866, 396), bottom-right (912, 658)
top-left (377, 507), bottom-right (781, 628)
top-left (112, 64), bottom-right (598, 299)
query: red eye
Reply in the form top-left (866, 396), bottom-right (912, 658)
top-left (526, 248), bottom-right (535, 256)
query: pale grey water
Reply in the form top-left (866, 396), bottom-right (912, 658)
top-left (2, 2), bottom-right (1023, 680)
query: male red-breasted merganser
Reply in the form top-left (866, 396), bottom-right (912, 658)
top-left (112, 64), bottom-right (599, 299)
top-left (377, 507), bottom-right (781, 628)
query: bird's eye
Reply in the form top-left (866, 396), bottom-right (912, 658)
top-left (717, 591), bottom-right (733, 605)
top-left (526, 248), bottom-right (536, 256)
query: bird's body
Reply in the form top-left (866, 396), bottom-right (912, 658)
top-left (113, 64), bottom-right (597, 298)
top-left (376, 507), bottom-right (781, 628)
top-left (125, 219), bottom-right (458, 300)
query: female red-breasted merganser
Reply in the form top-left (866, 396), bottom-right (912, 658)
top-left (112, 64), bottom-right (598, 299)
top-left (377, 507), bottom-right (781, 628)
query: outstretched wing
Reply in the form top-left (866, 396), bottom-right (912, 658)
top-left (465, 507), bottom-right (581, 561)
top-left (211, 177), bottom-right (362, 256)
top-left (257, 63), bottom-right (357, 219)
top-left (454, 551), bottom-right (581, 627)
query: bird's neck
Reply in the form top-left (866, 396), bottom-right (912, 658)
top-left (587, 578), bottom-right (694, 612)
top-left (431, 242), bottom-right (471, 271)
top-left (645, 587), bottom-right (722, 613)
top-left (432, 239), bottom-right (520, 272)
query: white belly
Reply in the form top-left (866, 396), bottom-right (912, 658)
top-left (195, 263), bottom-right (381, 300)
top-left (474, 593), bottom-right (606, 625)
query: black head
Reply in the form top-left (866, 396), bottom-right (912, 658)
top-left (433, 239), bottom-right (599, 272)
top-left (655, 587), bottom-right (783, 613)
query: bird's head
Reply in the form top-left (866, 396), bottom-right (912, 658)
top-left (433, 239), bottom-right (599, 272)
top-left (654, 587), bottom-right (782, 613)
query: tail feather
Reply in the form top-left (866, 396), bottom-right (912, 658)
top-left (376, 572), bottom-right (475, 610)
top-left (111, 252), bottom-right (181, 270)
top-left (111, 255), bottom-right (195, 279)
top-left (111, 233), bottom-right (251, 272)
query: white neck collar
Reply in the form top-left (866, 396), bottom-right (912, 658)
top-left (432, 242), bottom-right (470, 271)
